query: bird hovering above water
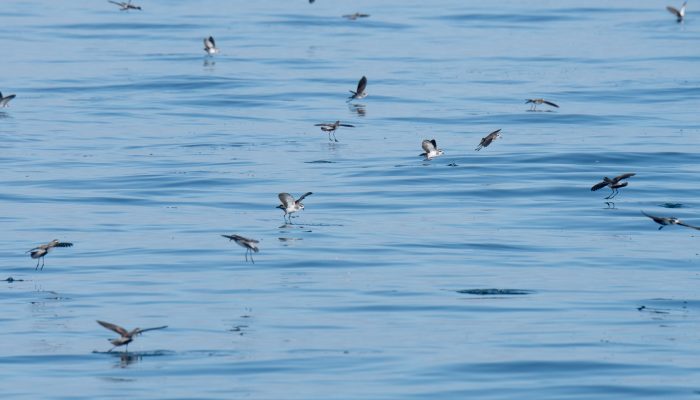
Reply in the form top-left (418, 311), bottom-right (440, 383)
top-left (27, 239), bottom-right (73, 270)
top-left (525, 98), bottom-right (559, 111)
top-left (0, 92), bottom-right (16, 108)
top-left (277, 192), bottom-right (312, 224)
top-left (203, 36), bottom-right (219, 55)
top-left (475, 129), bottom-right (502, 151)
top-left (347, 76), bottom-right (368, 101)
top-left (97, 320), bottom-right (167, 353)
top-left (343, 12), bottom-right (370, 20)
top-left (590, 173), bottom-right (635, 199)
top-left (641, 211), bottom-right (700, 230)
top-left (667, 1), bottom-right (687, 22)
top-left (108, 0), bottom-right (141, 11)
top-left (314, 121), bottom-right (354, 142)
top-left (222, 234), bottom-right (260, 263)
top-left (420, 139), bottom-right (444, 160)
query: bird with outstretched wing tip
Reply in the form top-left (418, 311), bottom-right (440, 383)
top-left (667, 1), bottom-right (687, 22)
top-left (475, 129), bottom-right (502, 151)
top-left (204, 36), bottom-right (219, 54)
top-left (348, 76), bottom-right (368, 101)
top-left (97, 320), bottom-right (167, 352)
top-left (591, 173), bottom-right (635, 199)
top-left (420, 139), bottom-right (444, 160)
top-left (222, 234), bottom-right (260, 263)
top-left (0, 92), bottom-right (16, 108)
top-left (314, 121), bottom-right (354, 142)
top-left (641, 210), bottom-right (700, 230)
top-left (525, 98), bottom-right (559, 110)
top-left (277, 192), bottom-right (313, 223)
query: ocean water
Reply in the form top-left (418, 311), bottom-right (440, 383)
top-left (1, 0), bottom-right (700, 398)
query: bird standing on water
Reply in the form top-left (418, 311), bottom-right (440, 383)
top-left (475, 129), bottom-right (502, 151)
top-left (203, 36), bottom-right (219, 55)
top-left (420, 139), bottom-right (444, 160)
top-left (222, 234), bottom-right (260, 263)
top-left (277, 192), bottom-right (312, 223)
top-left (590, 173), bottom-right (635, 199)
top-left (667, 1), bottom-right (687, 22)
top-left (97, 320), bottom-right (167, 353)
top-left (641, 211), bottom-right (700, 230)
top-left (27, 239), bottom-right (73, 270)
top-left (347, 76), bottom-right (368, 101)
top-left (525, 98), bottom-right (559, 111)
top-left (0, 92), bottom-right (16, 108)
top-left (314, 121), bottom-right (354, 142)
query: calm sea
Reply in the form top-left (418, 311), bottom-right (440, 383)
top-left (1, 0), bottom-right (699, 398)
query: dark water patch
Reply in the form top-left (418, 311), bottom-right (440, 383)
top-left (457, 289), bottom-right (535, 296)
top-left (434, 12), bottom-right (580, 23)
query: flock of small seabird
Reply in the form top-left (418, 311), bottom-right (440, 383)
top-left (4, 0), bottom-right (694, 354)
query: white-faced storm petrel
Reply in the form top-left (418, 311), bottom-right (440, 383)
top-left (97, 320), bottom-right (167, 352)
top-left (222, 234), bottom-right (260, 263)
top-left (420, 139), bottom-right (444, 160)
top-left (347, 76), bottom-right (368, 101)
top-left (315, 121), bottom-right (354, 142)
top-left (475, 129), bottom-right (502, 151)
top-left (591, 173), bottom-right (635, 199)
top-left (641, 211), bottom-right (700, 230)
top-left (27, 239), bottom-right (73, 270)
top-left (526, 98), bottom-right (559, 111)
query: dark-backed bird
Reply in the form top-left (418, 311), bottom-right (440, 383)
top-left (343, 12), bottom-right (370, 20)
top-left (347, 76), bottom-right (368, 101)
top-left (475, 129), bottom-right (502, 151)
top-left (526, 98), bottom-right (559, 111)
top-left (591, 173), bottom-right (635, 199)
top-left (97, 320), bottom-right (167, 352)
top-left (222, 234), bottom-right (260, 263)
top-left (667, 1), bottom-right (687, 22)
top-left (0, 92), bottom-right (16, 108)
top-left (314, 121), bottom-right (354, 142)
top-left (108, 0), bottom-right (141, 10)
top-left (277, 192), bottom-right (312, 223)
top-left (27, 239), bottom-right (73, 270)
top-left (420, 139), bottom-right (444, 160)
top-left (642, 211), bottom-right (700, 230)
top-left (204, 36), bottom-right (219, 55)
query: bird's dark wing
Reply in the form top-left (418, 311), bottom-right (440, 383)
top-left (543, 100), bottom-right (559, 108)
top-left (422, 140), bottom-right (435, 153)
top-left (222, 234), bottom-right (236, 240)
top-left (97, 320), bottom-right (129, 336)
top-left (108, 0), bottom-right (123, 6)
top-left (208, 36), bottom-right (216, 47)
top-left (591, 181), bottom-right (609, 191)
top-left (489, 129), bottom-right (502, 137)
top-left (278, 193), bottom-right (295, 208)
top-left (55, 242), bottom-right (73, 248)
top-left (356, 76), bottom-right (367, 94)
top-left (613, 172), bottom-right (636, 182)
top-left (297, 192), bottom-right (313, 202)
top-left (138, 325), bottom-right (168, 334)
top-left (678, 222), bottom-right (700, 230)
top-left (315, 123), bottom-right (331, 127)
top-left (338, 124), bottom-right (355, 127)
top-left (525, 99), bottom-right (534, 104)
top-left (667, 6), bottom-right (681, 16)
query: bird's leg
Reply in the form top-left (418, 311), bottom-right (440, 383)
top-left (250, 251), bottom-right (255, 264)
top-left (244, 251), bottom-right (248, 262)
top-left (658, 226), bottom-right (664, 230)
top-left (35, 258), bottom-right (40, 270)
top-left (332, 131), bottom-right (339, 142)
top-left (327, 132), bottom-right (332, 142)
top-left (40, 258), bottom-right (45, 271)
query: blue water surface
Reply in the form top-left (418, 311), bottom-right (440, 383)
top-left (1, 0), bottom-right (700, 399)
